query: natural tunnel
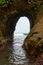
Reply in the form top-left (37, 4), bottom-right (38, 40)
top-left (0, 0), bottom-right (43, 61)
top-left (5, 11), bottom-right (34, 38)
top-left (0, 0), bottom-right (42, 40)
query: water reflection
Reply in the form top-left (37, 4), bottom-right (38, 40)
top-left (9, 34), bottom-right (29, 65)
top-left (0, 34), bottom-right (34, 65)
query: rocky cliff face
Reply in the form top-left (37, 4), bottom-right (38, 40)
top-left (0, 0), bottom-right (43, 52)
top-left (23, 16), bottom-right (43, 57)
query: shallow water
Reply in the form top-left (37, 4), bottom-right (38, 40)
top-left (0, 35), bottom-right (34, 65)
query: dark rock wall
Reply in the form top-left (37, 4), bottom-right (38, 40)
top-left (0, 0), bottom-right (43, 42)
top-left (23, 15), bottom-right (43, 57)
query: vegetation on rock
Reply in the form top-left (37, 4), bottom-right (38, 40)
top-left (0, 0), bottom-right (13, 4)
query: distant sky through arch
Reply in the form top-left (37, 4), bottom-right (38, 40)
top-left (14, 16), bottom-right (30, 35)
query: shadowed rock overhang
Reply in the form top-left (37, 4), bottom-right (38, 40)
top-left (0, 0), bottom-right (43, 53)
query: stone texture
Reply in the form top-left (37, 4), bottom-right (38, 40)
top-left (23, 16), bottom-right (43, 57)
top-left (0, 0), bottom-right (43, 54)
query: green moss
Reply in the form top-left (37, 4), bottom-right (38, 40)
top-left (0, 0), bottom-right (14, 5)
top-left (0, 0), bottom-right (6, 4)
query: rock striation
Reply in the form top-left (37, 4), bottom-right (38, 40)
top-left (23, 16), bottom-right (43, 57)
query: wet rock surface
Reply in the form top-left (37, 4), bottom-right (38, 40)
top-left (0, 38), bottom-right (12, 50)
top-left (34, 53), bottom-right (43, 65)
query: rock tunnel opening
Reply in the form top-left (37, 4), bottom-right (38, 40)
top-left (6, 11), bottom-right (34, 39)
top-left (13, 16), bottom-right (30, 40)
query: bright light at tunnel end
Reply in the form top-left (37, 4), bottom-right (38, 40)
top-left (14, 16), bottom-right (30, 36)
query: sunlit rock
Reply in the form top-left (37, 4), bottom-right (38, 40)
top-left (23, 16), bottom-right (43, 57)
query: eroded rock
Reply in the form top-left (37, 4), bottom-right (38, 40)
top-left (23, 16), bottom-right (43, 58)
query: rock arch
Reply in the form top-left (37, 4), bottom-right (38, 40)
top-left (0, 0), bottom-right (42, 39)
top-left (0, 0), bottom-right (43, 57)
top-left (6, 11), bottom-right (34, 37)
